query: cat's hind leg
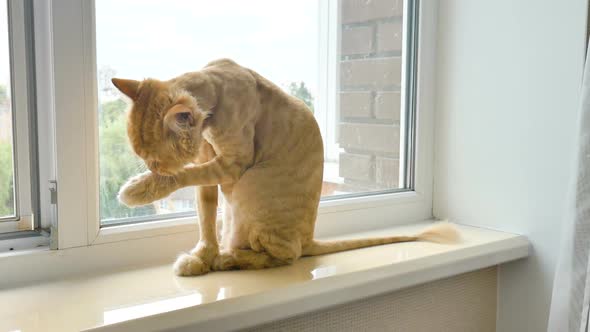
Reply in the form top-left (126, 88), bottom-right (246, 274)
top-left (174, 245), bottom-right (287, 276)
top-left (212, 231), bottom-right (302, 271)
top-left (212, 249), bottom-right (286, 271)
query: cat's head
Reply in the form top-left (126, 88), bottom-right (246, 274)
top-left (111, 78), bottom-right (210, 176)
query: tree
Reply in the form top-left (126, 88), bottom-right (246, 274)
top-left (98, 65), bottom-right (119, 99)
top-left (0, 140), bottom-right (14, 217)
top-left (287, 81), bottom-right (314, 113)
top-left (101, 98), bottom-right (127, 125)
top-left (98, 98), bottom-right (156, 221)
top-left (0, 83), bottom-right (13, 217)
top-left (0, 84), bottom-right (8, 106)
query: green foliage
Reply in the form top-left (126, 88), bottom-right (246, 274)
top-left (0, 85), bottom-right (7, 105)
top-left (99, 98), bottom-right (156, 221)
top-left (287, 81), bottom-right (314, 113)
top-left (101, 98), bottom-right (127, 125)
top-left (0, 140), bottom-right (14, 217)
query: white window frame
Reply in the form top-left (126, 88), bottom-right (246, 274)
top-left (45, 0), bottom-right (436, 251)
top-left (316, 0), bottom-right (340, 163)
top-left (33, 0), bottom-right (57, 233)
top-left (0, 0), bottom-right (35, 233)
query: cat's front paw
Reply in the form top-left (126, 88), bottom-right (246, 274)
top-left (118, 171), bottom-right (177, 207)
top-left (189, 242), bottom-right (219, 264)
top-left (173, 253), bottom-right (210, 276)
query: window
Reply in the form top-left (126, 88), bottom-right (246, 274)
top-left (0, 0), bottom-right (14, 221)
top-left (321, 0), bottom-right (415, 198)
top-left (40, 0), bottom-right (432, 250)
top-left (0, 0), bottom-right (37, 235)
top-left (95, 0), bottom-right (417, 226)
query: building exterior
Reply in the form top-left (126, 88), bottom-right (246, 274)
top-left (338, 0), bottom-right (403, 191)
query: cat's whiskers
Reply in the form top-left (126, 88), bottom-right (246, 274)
top-left (132, 159), bottom-right (148, 173)
top-left (170, 175), bottom-right (179, 188)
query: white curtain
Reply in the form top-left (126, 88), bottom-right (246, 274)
top-left (548, 42), bottom-right (590, 332)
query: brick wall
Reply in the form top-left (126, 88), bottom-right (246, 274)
top-left (338, 0), bottom-right (403, 191)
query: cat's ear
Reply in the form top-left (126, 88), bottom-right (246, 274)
top-left (111, 78), bottom-right (140, 100)
top-left (164, 104), bottom-right (195, 133)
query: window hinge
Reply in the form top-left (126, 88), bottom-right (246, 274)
top-left (49, 180), bottom-right (58, 250)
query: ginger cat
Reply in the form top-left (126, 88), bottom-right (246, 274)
top-left (113, 59), bottom-right (458, 276)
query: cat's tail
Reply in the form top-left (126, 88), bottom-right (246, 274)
top-left (302, 222), bottom-right (460, 256)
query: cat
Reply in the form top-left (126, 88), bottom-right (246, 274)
top-left (112, 59), bottom-right (459, 276)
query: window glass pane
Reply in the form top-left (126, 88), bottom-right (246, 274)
top-left (0, 0), bottom-right (15, 219)
top-left (96, 0), bottom-right (412, 224)
top-left (326, 0), bottom-right (408, 197)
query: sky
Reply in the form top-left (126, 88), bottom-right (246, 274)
top-left (96, 0), bottom-right (320, 99)
top-left (0, 0), bottom-right (320, 105)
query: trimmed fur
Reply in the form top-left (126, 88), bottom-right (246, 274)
top-left (113, 59), bottom-right (460, 276)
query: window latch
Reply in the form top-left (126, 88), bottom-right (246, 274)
top-left (48, 180), bottom-right (58, 250)
top-left (49, 180), bottom-right (57, 205)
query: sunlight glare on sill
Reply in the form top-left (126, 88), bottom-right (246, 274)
top-left (311, 265), bottom-right (338, 279)
top-left (216, 287), bottom-right (228, 301)
top-left (103, 292), bottom-right (203, 325)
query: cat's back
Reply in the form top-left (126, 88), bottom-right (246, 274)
top-left (202, 59), bottom-right (320, 140)
top-left (203, 59), bottom-right (301, 112)
top-left (192, 59), bottom-right (322, 163)
top-left (202, 58), bottom-right (256, 87)
top-left (198, 60), bottom-right (324, 240)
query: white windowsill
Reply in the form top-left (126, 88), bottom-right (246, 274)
top-left (0, 222), bottom-right (529, 332)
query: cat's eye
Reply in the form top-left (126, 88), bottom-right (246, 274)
top-left (176, 112), bottom-right (191, 123)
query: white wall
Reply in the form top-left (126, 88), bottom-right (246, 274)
top-left (433, 1), bottom-right (588, 331)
